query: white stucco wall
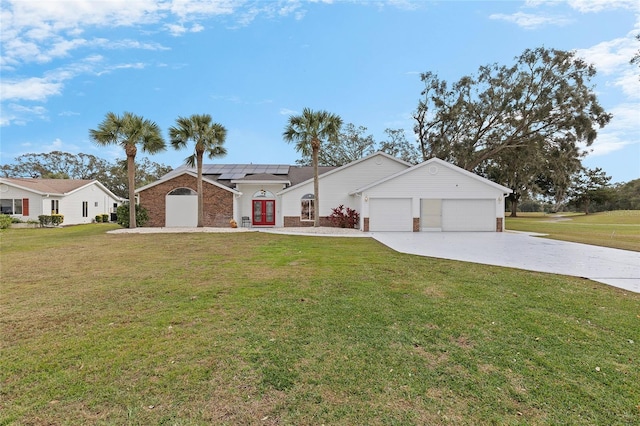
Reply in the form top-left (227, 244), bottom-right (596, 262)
top-left (279, 154), bottom-right (410, 221)
top-left (0, 182), bottom-right (120, 225)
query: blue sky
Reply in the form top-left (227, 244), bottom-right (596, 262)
top-left (1, 0), bottom-right (639, 184)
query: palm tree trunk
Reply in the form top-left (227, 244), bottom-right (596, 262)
top-left (126, 147), bottom-right (137, 228)
top-left (313, 143), bottom-right (320, 227)
top-left (196, 151), bottom-right (204, 227)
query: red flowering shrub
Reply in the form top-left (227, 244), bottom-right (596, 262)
top-left (329, 204), bottom-right (360, 228)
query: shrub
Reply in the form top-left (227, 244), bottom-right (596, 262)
top-left (51, 214), bottom-right (64, 226)
top-left (116, 204), bottom-right (149, 228)
top-left (101, 214), bottom-right (109, 223)
top-left (95, 215), bottom-right (103, 223)
top-left (38, 215), bottom-right (64, 227)
top-left (0, 214), bottom-right (11, 229)
top-left (329, 204), bottom-right (360, 228)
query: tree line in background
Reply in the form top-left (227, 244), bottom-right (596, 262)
top-left (0, 151), bottom-right (172, 200)
top-left (2, 46), bottom-right (638, 227)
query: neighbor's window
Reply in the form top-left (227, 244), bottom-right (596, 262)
top-left (1, 198), bottom-right (23, 215)
top-left (82, 201), bottom-right (88, 217)
top-left (0, 199), bottom-right (11, 214)
top-left (51, 199), bottom-right (59, 214)
top-left (301, 193), bottom-right (315, 221)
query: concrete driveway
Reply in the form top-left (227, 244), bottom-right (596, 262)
top-left (370, 231), bottom-right (640, 293)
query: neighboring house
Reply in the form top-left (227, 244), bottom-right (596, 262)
top-left (136, 152), bottom-right (512, 232)
top-left (0, 178), bottom-right (122, 225)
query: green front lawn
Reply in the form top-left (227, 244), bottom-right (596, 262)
top-left (1, 225), bottom-right (638, 425)
top-left (506, 211), bottom-right (640, 251)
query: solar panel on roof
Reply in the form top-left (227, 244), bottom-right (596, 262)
top-left (219, 173), bottom-right (247, 180)
top-left (201, 164), bottom-right (290, 177)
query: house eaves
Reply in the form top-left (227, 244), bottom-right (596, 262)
top-left (0, 178), bottom-right (122, 200)
top-left (231, 173), bottom-right (291, 185)
top-left (278, 151), bottom-right (412, 196)
top-left (349, 157), bottom-right (513, 195)
top-left (135, 170), bottom-right (241, 195)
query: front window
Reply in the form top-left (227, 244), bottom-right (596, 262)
top-left (301, 193), bottom-right (315, 221)
top-left (82, 201), bottom-right (88, 217)
top-left (51, 200), bottom-right (59, 214)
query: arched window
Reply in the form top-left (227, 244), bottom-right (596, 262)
top-left (168, 187), bottom-right (196, 196)
top-left (253, 190), bottom-right (275, 198)
top-left (301, 193), bottom-right (314, 221)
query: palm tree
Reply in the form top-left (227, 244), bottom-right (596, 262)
top-left (283, 108), bottom-right (342, 227)
top-left (89, 112), bottom-right (166, 228)
top-left (169, 114), bottom-right (227, 227)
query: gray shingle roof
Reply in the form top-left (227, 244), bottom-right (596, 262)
top-left (160, 164), bottom-right (337, 188)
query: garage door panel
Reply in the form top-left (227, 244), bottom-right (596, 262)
top-left (369, 198), bottom-right (412, 232)
top-left (442, 199), bottom-right (494, 231)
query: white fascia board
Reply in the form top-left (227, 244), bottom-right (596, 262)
top-left (349, 157), bottom-right (513, 195)
top-left (135, 170), bottom-right (241, 195)
top-left (277, 151), bottom-right (411, 196)
top-left (232, 179), bottom-right (291, 185)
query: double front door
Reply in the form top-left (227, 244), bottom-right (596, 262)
top-left (253, 200), bottom-right (275, 226)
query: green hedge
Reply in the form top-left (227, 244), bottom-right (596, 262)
top-left (38, 214), bottom-right (64, 227)
top-left (0, 214), bottom-right (11, 229)
top-left (116, 204), bottom-right (149, 228)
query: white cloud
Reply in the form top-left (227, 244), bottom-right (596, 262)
top-left (0, 103), bottom-right (49, 127)
top-left (576, 31), bottom-right (640, 100)
top-left (166, 22), bottom-right (205, 36)
top-left (567, 0), bottom-right (640, 13)
top-left (0, 77), bottom-right (62, 101)
top-left (279, 108), bottom-right (298, 116)
top-left (59, 111), bottom-right (80, 117)
top-left (525, 0), bottom-right (640, 13)
top-left (583, 102), bottom-right (640, 156)
top-left (489, 12), bottom-right (572, 29)
top-left (169, 0), bottom-right (236, 19)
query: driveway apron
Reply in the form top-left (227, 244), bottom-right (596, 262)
top-left (370, 232), bottom-right (640, 293)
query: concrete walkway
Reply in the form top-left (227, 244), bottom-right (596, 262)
top-left (370, 231), bottom-right (640, 293)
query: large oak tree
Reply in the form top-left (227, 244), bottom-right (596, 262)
top-left (414, 47), bottom-right (611, 214)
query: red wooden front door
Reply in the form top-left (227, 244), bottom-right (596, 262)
top-left (253, 200), bottom-right (275, 226)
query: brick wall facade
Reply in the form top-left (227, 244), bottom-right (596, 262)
top-left (138, 174), bottom-right (233, 227)
top-left (496, 217), bottom-right (503, 232)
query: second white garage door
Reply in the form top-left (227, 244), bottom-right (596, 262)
top-left (369, 198), bottom-right (413, 231)
top-left (442, 199), bottom-right (495, 231)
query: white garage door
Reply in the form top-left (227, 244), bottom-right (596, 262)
top-left (166, 193), bottom-right (197, 227)
top-left (369, 198), bottom-right (413, 232)
top-left (442, 199), bottom-right (495, 231)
